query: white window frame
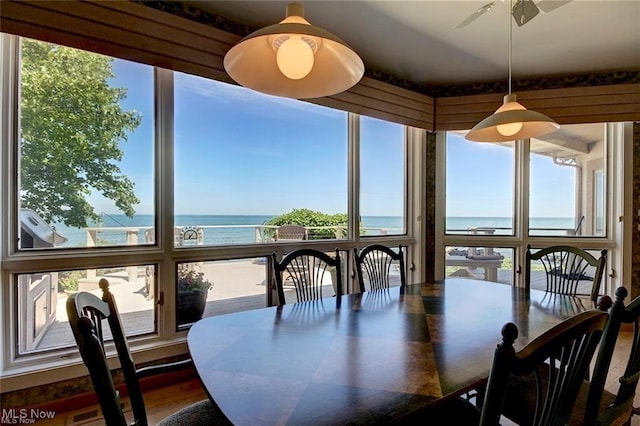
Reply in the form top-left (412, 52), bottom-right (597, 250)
top-left (435, 123), bottom-right (631, 294)
top-left (0, 33), bottom-right (421, 390)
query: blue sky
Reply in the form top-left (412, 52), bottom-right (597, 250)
top-left (93, 58), bottom-right (574, 218)
top-left (446, 134), bottom-right (575, 218)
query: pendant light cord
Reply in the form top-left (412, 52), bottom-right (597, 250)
top-left (508, 0), bottom-right (513, 95)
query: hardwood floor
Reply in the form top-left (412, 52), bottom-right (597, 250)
top-left (36, 332), bottom-right (640, 425)
top-left (36, 379), bottom-right (208, 425)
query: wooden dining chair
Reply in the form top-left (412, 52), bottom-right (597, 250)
top-left (67, 278), bottom-right (229, 426)
top-left (354, 244), bottom-right (406, 291)
top-left (503, 287), bottom-right (640, 426)
top-left (271, 248), bottom-right (342, 305)
top-left (397, 309), bottom-right (609, 426)
top-left (525, 244), bottom-right (607, 304)
top-left (582, 287), bottom-right (640, 426)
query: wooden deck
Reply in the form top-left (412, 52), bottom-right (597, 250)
top-left (38, 292), bottom-right (270, 351)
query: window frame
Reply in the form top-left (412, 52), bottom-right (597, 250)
top-left (436, 125), bottom-right (626, 290)
top-left (0, 33), bottom-right (418, 389)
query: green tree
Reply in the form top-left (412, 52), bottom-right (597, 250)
top-left (20, 39), bottom-right (141, 227)
top-left (265, 208), bottom-right (348, 239)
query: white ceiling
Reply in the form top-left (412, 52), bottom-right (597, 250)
top-left (185, 0), bottom-right (640, 88)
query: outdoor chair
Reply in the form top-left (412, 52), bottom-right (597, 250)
top-left (525, 244), bottom-right (607, 304)
top-left (397, 309), bottom-right (609, 425)
top-left (67, 278), bottom-right (229, 426)
top-left (354, 244), bottom-right (406, 291)
top-left (274, 224), bottom-right (307, 241)
top-left (272, 248), bottom-right (342, 305)
top-left (503, 287), bottom-right (640, 426)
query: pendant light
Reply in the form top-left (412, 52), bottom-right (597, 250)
top-left (223, 2), bottom-right (364, 99)
top-left (465, 0), bottom-right (559, 142)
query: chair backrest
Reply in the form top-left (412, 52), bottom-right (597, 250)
top-left (67, 279), bottom-right (147, 426)
top-left (480, 310), bottom-right (609, 426)
top-left (272, 248), bottom-right (342, 305)
top-left (275, 224), bottom-right (307, 241)
top-left (525, 244), bottom-right (607, 304)
top-left (583, 287), bottom-right (640, 425)
top-left (354, 244), bottom-right (406, 292)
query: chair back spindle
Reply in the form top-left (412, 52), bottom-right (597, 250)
top-left (480, 310), bottom-right (608, 426)
top-left (272, 248), bottom-right (342, 305)
top-left (354, 244), bottom-right (406, 292)
top-left (67, 279), bottom-right (148, 425)
top-left (584, 287), bottom-right (640, 425)
top-left (525, 245), bottom-right (607, 304)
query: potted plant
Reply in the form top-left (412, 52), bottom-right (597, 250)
top-left (177, 268), bottom-right (213, 325)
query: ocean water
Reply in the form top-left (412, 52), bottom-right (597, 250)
top-left (49, 215), bottom-right (575, 248)
top-left (447, 216), bottom-right (576, 235)
top-left (51, 214), bottom-right (405, 247)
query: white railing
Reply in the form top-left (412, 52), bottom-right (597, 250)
top-left (83, 224), bottom-right (404, 248)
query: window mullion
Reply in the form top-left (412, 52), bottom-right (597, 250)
top-left (348, 112), bottom-right (360, 242)
top-left (155, 67), bottom-right (175, 338)
top-left (513, 137), bottom-right (530, 287)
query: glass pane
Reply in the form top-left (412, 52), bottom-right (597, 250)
top-left (17, 265), bottom-right (155, 355)
top-left (176, 258), bottom-right (268, 328)
top-left (445, 133), bottom-right (515, 235)
top-left (445, 246), bottom-right (514, 285)
top-left (174, 74), bottom-right (348, 247)
top-left (529, 123), bottom-right (606, 237)
top-left (359, 116), bottom-right (405, 236)
top-left (594, 171), bottom-right (605, 236)
top-left (18, 38), bottom-right (155, 250)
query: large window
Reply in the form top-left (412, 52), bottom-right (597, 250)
top-left (173, 73), bottom-right (348, 246)
top-left (441, 123), bottom-right (617, 288)
top-left (17, 266), bottom-right (154, 355)
top-left (18, 38), bottom-right (155, 251)
top-left (359, 116), bottom-right (406, 236)
top-left (529, 123), bottom-right (606, 237)
top-left (1, 34), bottom-right (414, 378)
top-left (445, 135), bottom-right (515, 235)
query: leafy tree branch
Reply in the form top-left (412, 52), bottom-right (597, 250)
top-left (20, 39), bottom-right (141, 227)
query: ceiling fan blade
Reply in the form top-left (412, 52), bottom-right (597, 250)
top-left (537, 0), bottom-right (573, 14)
top-left (512, 0), bottom-right (540, 27)
top-left (455, 1), bottom-right (497, 29)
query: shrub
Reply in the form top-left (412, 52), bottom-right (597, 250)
top-left (58, 270), bottom-right (85, 292)
top-left (264, 209), bottom-right (348, 240)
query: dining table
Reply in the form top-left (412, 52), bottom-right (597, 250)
top-left (187, 278), bottom-right (594, 425)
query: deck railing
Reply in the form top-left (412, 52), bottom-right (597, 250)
top-left (83, 224), bottom-right (404, 248)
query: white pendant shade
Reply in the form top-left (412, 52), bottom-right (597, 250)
top-left (466, 0), bottom-right (559, 142)
top-left (465, 94), bottom-right (559, 142)
top-left (223, 3), bottom-right (364, 99)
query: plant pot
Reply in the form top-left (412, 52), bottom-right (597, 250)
top-left (177, 289), bottom-right (208, 324)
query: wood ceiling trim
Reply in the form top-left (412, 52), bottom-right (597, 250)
top-left (0, 0), bottom-right (434, 130)
top-left (435, 84), bottom-right (640, 131)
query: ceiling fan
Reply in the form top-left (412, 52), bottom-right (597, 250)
top-left (455, 0), bottom-right (572, 29)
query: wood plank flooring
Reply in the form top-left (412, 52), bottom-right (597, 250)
top-left (34, 378), bottom-right (208, 425)
top-left (34, 331), bottom-right (640, 425)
